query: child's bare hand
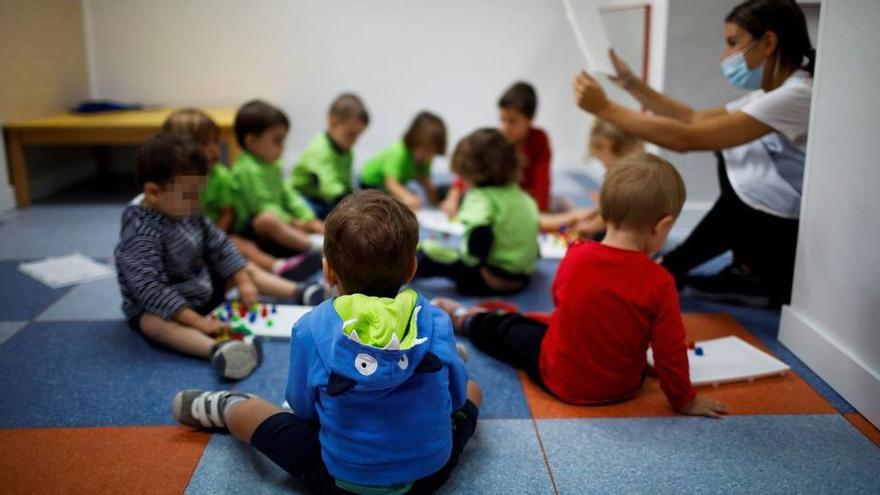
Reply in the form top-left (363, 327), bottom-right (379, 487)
top-left (678, 394), bottom-right (728, 419)
top-left (199, 318), bottom-right (229, 336)
top-left (238, 281), bottom-right (259, 309)
top-left (306, 219), bottom-right (324, 234)
top-left (440, 196), bottom-right (459, 217)
top-left (403, 195), bottom-right (422, 211)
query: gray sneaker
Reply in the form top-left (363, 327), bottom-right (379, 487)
top-left (210, 337), bottom-right (262, 380)
top-left (172, 389), bottom-right (251, 429)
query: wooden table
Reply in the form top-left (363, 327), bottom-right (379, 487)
top-left (3, 107), bottom-right (238, 207)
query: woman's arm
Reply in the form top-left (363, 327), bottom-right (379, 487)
top-left (608, 50), bottom-right (727, 124)
top-left (575, 72), bottom-right (773, 152)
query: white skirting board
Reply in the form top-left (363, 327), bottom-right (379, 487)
top-left (779, 305), bottom-right (880, 429)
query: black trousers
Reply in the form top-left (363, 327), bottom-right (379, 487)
top-left (415, 253), bottom-right (528, 297)
top-left (661, 153), bottom-right (799, 304)
top-left (465, 312), bottom-right (548, 386)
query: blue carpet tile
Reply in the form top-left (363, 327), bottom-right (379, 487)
top-left (0, 261), bottom-right (71, 320)
top-left (538, 415), bottom-right (880, 494)
top-left (0, 321), bottom-right (27, 347)
top-left (0, 205), bottom-right (122, 260)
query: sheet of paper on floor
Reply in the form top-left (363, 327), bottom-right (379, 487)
top-left (19, 253), bottom-right (115, 288)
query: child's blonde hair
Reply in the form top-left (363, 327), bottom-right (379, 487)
top-left (590, 119), bottom-right (642, 159)
top-left (600, 153), bottom-right (686, 231)
top-left (162, 108), bottom-right (220, 146)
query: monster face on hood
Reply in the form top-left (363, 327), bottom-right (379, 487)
top-left (324, 289), bottom-right (442, 395)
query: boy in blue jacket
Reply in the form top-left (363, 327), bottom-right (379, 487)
top-left (172, 190), bottom-right (481, 494)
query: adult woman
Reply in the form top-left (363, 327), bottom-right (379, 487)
top-left (573, 0), bottom-right (815, 306)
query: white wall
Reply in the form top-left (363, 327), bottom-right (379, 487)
top-left (779, 0), bottom-right (880, 428)
top-left (86, 0), bottom-right (612, 175)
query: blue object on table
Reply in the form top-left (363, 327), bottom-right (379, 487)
top-left (71, 100), bottom-right (144, 114)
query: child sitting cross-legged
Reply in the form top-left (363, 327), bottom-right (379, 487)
top-left (115, 132), bottom-right (327, 381)
top-left (417, 128), bottom-right (540, 296)
top-left (359, 111), bottom-right (447, 210)
top-left (232, 100), bottom-right (325, 263)
top-left (172, 190), bottom-right (481, 494)
top-left (436, 153), bottom-right (728, 417)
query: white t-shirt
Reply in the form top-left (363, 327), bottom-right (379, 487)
top-left (722, 70), bottom-right (813, 219)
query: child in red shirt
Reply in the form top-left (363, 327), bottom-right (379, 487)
top-left (442, 81), bottom-right (552, 214)
top-left (437, 153), bottom-right (726, 417)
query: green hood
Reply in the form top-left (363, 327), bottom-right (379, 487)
top-left (333, 289), bottom-right (425, 350)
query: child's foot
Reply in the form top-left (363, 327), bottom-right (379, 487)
top-left (172, 389), bottom-right (251, 429)
top-left (210, 338), bottom-right (262, 380)
top-left (299, 282), bottom-right (333, 306)
top-left (277, 252), bottom-right (323, 282)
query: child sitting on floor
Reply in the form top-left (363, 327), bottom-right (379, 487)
top-left (162, 108), bottom-right (318, 280)
top-left (359, 111), bottom-right (447, 210)
top-left (441, 81), bottom-right (552, 216)
top-left (436, 153), bottom-right (727, 418)
top-left (115, 133), bottom-right (325, 380)
top-left (291, 93), bottom-right (369, 218)
top-left (540, 119), bottom-right (644, 238)
top-left (172, 190), bottom-right (481, 494)
top-left (417, 128), bottom-right (540, 296)
top-left (232, 100), bottom-right (325, 262)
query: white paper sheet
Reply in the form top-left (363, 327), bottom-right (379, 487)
top-left (648, 335), bottom-right (790, 387)
top-left (18, 253), bottom-right (116, 288)
top-left (561, 0), bottom-right (615, 74)
top-left (211, 302), bottom-right (314, 339)
top-left (417, 209), bottom-right (465, 237)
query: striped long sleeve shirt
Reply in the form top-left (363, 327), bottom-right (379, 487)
top-left (115, 198), bottom-right (246, 321)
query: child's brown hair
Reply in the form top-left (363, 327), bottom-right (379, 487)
top-left (600, 153), bottom-right (686, 230)
top-left (162, 108), bottom-right (219, 146)
top-left (498, 81), bottom-right (537, 119)
top-left (323, 190), bottom-right (419, 297)
top-left (403, 111), bottom-right (447, 155)
top-left (329, 93), bottom-right (370, 125)
top-left (590, 120), bottom-right (642, 158)
top-left (234, 100), bottom-right (290, 149)
top-left (451, 128), bottom-right (519, 186)
top-left (136, 132), bottom-right (208, 187)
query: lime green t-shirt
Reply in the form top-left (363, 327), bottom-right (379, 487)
top-left (231, 151), bottom-right (316, 229)
top-left (291, 133), bottom-right (354, 203)
top-left (360, 140), bottom-right (430, 189)
top-left (458, 185), bottom-right (540, 275)
top-left (201, 164), bottom-right (239, 228)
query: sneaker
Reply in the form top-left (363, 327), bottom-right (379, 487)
top-left (210, 338), bottom-right (263, 380)
top-left (172, 389), bottom-right (251, 429)
top-left (300, 283), bottom-right (332, 306)
top-left (684, 265), bottom-right (772, 307)
top-left (279, 252), bottom-right (324, 282)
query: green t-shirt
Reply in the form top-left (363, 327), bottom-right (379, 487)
top-left (231, 151), bottom-right (316, 229)
top-left (360, 140), bottom-right (430, 189)
top-left (201, 164), bottom-right (239, 227)
top-left (458, 185), bottom-right (540, 275)
top-left (291, 132), bottom-right (354, 203)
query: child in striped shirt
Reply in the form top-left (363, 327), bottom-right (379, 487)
top-left (115, 132), bottom-right (324, 380)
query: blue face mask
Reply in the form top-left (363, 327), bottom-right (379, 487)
top-left (721, 43), bottom-right (763, 90)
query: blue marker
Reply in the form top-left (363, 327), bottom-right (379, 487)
top-left (695, 347), bottom-right (704, 356)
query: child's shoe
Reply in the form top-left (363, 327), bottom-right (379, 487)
top-left (210, 338), bottom-right (262, 380)
top-left (300, 283), bottom-right (333, 306)
top-left (172, 389), bottom-right (251, 429)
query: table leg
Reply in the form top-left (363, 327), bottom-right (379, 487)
top-left (5, 130), bottom-right (30, 207)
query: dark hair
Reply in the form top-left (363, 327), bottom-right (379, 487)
top-left (451, 128), bottom-right (519, 186)
top-left (162, 107), bottom-right (220, 146)
top-left (403, 111), bottom-right (447, 155)
top-left (323, 190), bottom-right (419, 297)
top-left (136, 132), bottom-right (208, 187)
top-left (234, 99), bottom-right (290, 149)
top-left (726, 0), bottom-right (815, 75)
top-left (600, 153), bottom-right (686, 231)
top-left (498, 81), bottom-right (538, 119)
top-left (329, 93), bottom-right (370, 125)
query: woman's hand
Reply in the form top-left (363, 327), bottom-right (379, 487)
top-left (574, 71), bottom-right (610, 115)
top-left (608, 49), bottom-right (638, 90)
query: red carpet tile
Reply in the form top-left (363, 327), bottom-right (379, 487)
top-left (845, 413), bottom-right (880, 448)
top-left (0, 426), bottom-right (210, 494)
top-left (522, 313), bottom-right (837, 419)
